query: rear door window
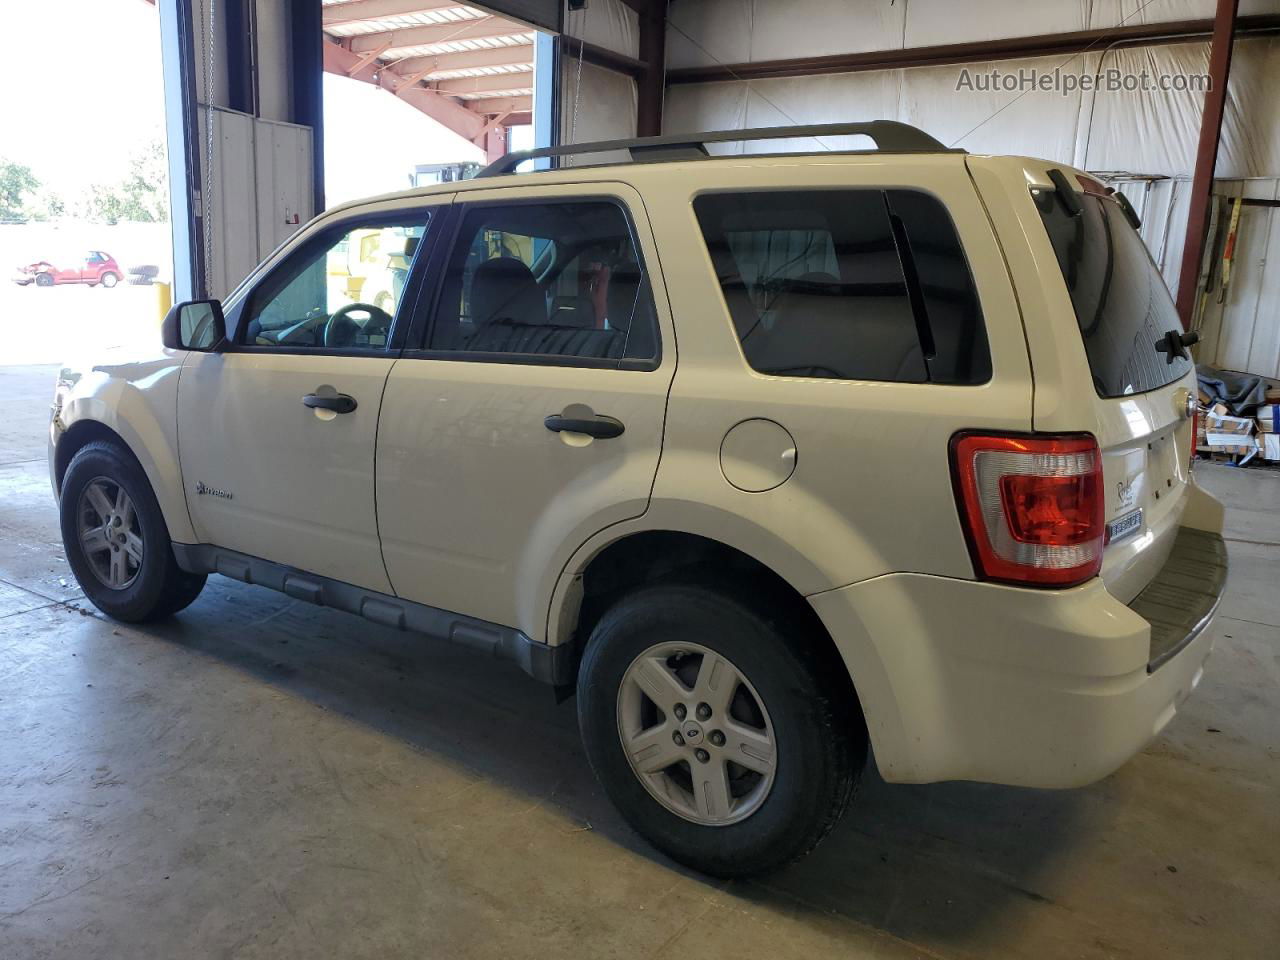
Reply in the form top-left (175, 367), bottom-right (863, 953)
top-left (1032, 187), bottom-right (1190, 397)
top-left (425, 200), bottom-right (660, 367)
top-left (693, 189), bottom-right (990, 384)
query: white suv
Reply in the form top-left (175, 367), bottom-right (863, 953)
top-left (49, 122), bottom-right (1227, 877)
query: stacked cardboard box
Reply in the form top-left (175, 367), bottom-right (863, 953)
top-left (1258, 385), bottom-right (1280, 460)
top-left (1195, 388), bottom-right (1213, 453)
top-left (1200, 407), bottom-right (1256, 458)
top-left (1195, 384), bottom-right (1280, 462)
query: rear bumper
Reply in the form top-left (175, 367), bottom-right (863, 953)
top-left (809, 522), bottom-right (1225, 789)
top-left (1130, 527), bottom-right (1226, 670)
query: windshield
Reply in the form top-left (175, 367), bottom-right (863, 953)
top-left (1032, 187), bottom-right (1191, 398)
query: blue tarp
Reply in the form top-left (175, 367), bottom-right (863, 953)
top-left (1197, 364), bottom-right (1272, 415)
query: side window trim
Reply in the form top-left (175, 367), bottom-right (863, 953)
top-left (226, 206), bottom-right (443, 355)
top-left (403, 195), bottom-right (662, 371)
top-left (390, 202), bottom-right (457, 353)
top-left (401, 202), bottom-right (463, 354)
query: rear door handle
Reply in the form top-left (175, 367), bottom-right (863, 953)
top-left (544, 414), bottom-right (625, 439)
top-left (303, 393), bottom-right (357, 414)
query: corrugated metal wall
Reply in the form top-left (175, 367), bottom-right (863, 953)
top-left (197, 107), bottom-right (314, 298)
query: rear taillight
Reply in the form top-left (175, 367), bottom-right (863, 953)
top-left (950, 432), bottom-right (1104, 587)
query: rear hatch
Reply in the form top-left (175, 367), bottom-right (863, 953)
top-left (1022, 162), bottom-right (1197, 603)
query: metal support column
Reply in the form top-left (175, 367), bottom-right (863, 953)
top-left (483, 126), bottom-right (508, 163)
top-left (1175, 0), bottom-right (1240, 328)
top-left (636, 1), bottom-right (666, 137)
top-left (532, 30), bottom-right (560, 168)
top-left (224, 0), bottom-right (258, 116)
top-left (288, 0), bottom-right (326, 215)
top-left (157, 0), bottom-right (206, 302)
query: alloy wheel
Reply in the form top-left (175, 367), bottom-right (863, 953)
top-left (616, 641), bottom-right (777, 826)
top-left (77, 477), bottom-right (144, 590)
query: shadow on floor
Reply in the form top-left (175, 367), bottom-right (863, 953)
top-left (133, 572), bottom-right (1087, 949)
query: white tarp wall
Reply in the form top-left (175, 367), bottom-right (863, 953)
top-left (662, 0), bottom-right (1280, 377)
top-left (560, 0), bottom-right (639, 161)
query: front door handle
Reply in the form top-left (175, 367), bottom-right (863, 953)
top-left (303, 393), bottom-right (357, 414)
top-left (544, 413), bottom-right (625, 439)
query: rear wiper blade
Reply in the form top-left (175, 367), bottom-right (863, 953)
top-left (1047, 168), bottom-right (1083, 217)
top-left (1154, 328), bottom-right (1199, 363)
top-left (1112, 190), bottom-right (1142, 229)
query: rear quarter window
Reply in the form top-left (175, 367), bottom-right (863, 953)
top-left (692, 188), bottom-right (991, 385)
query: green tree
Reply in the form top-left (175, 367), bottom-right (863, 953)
top-left (26, 190), bottom-right (67, 222)
top-left (0, 159), bottom-right (39, 221)
top-left (84, 140), bottom-right (170, 224)
top-left (41, 192), bottom-right (66, 219)
top-left (85, 184), bottom-right (129, 225)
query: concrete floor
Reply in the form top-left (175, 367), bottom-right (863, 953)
top-left (1, 362), bottom-right (1278, 960)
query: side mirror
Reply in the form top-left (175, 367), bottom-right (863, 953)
top-left (162, 299), bottom-right (226, 352)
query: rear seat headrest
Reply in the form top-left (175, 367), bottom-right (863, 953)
top-left (606, 261), bottom-right (643, 330)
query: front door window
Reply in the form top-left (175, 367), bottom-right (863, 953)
top-left (242, 218), bottom-right (428, 351)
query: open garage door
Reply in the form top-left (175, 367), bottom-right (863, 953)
top-left (161, 0), bottom-right (552, 301)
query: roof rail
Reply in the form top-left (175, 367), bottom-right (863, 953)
top-left (476, 121), bottom-right (957, 177)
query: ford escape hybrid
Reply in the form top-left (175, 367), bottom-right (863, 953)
top-left (49, 122), bottom-right (1226, 877)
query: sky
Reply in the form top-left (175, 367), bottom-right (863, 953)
top-left (0, 0), bottom-right (168, 199)
top-left (0, 0), bottom-right (489, 210)
top-left (322, 74), bottom-right (482, 206)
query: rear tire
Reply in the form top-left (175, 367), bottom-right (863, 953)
top-left (577, 583), bottom-right (863, 877)
top-left (60, 440), bottom-right (206, 622)
top-left (100, 272), bottom-right (119, 288)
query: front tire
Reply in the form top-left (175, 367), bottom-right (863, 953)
top-left (577, 583), bottom-right (864, 877)
top-left (35, 273), bottom-right (53, 287)
top-left (60, 441), bottom-right (206, 622)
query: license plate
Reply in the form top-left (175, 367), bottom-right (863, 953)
top-left (1107, 508), bottom-right (1143, 544)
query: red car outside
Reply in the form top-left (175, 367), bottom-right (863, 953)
top-left (14, 251), bottom-right (123, 288)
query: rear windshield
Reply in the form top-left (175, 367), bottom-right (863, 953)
top-left (1032, 187), bottom-right (1191, 398)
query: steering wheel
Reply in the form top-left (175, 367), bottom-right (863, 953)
top-left (323, 302), bottom-right (393, 348)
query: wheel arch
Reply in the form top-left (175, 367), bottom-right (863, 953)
top-left (54, 419), bottom-right (128, 494)
top-left (552, 528), bottom-right (866, 726)
top-left (55, 371), bottom-right (196, 544)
